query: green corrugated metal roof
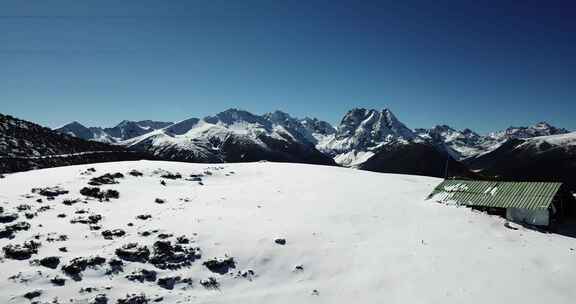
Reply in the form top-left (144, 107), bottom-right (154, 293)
top-left (427, 180), bottom-right (562, 210)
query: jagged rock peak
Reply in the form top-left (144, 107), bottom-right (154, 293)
top-left (337, 108), bottom-right (415, 140)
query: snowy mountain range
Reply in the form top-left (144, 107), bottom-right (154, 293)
top-left (465, 132), bottom-right (576, 190)
top-left (121, 109), bottom-right (334, 165)
top-left (57, 120), bottom-right (173, 143)
top-left (2, 109), bottom-right (576, 188)
top-left (54, 108), bottom-right (572, 170)
top-left (415, 122), bottom-right (570, 160)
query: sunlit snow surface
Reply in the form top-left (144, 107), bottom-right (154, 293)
top-left (1, 161), bottom-right (575, 303)
top-left (521, 132), bottom-right (576, 150)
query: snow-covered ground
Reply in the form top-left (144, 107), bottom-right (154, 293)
top-left (1, 161), bottom-right (575, 304)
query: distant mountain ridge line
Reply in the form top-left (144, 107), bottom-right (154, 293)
top-left (2, 110), bottom-right (576, 189)
top-left (54, 108), bottom-right (572, 165)
top-left (54, 108), bottom-right (573, 138)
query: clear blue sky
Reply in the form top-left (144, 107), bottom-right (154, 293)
top-left (1, 0), bottom-right (574, 133)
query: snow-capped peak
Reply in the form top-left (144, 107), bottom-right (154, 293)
top-left (56, 121), bottom-right (102, 141)
top-left (335, 108), bottom-right (415, 142)
top-left (55, 119), bottom-right (173, 143)
top-left (62, 121), bottom-right (87, 129)
top-left (489, 121), bottom-right (569, 141)
top-left (314, 108), bottom-right (417, 166)
top-left (205, 109), bottom-right (270, 127)
top-left (300, 117), bottom-right (336, 136)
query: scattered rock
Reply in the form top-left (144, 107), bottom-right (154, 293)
top-left (160, 172), bottom-right (181, 180)
top-left (160, 180), bottom-right (166, 186)
top-left (23, 290), bottom-right (42, 300)
top-left (61, 256), bottom-right (107, 281)
top-left (117, 293), bottom-right (149, 304)
top-left (46, 234), bottom-right (68, 242)
top-left (70, 214), bottom-right (103, 225)
top-left (79, 187), bottom-right (103, 198)
top-left (57, 213), bottom-right (67, 218)
top-left (203, 257), bottom-right (236, 274)
top-left (0, 221), bottom-right (31, 239)
top-left (80, 187), bottom-right (119, 201)
top-left (16, 204), bottom-right (32, 211)
top-left (0, 213), bottom-right (18, 223)
top-left (236, 269), bottom-right (256, 281)
top-left (157, 233), bottom-right (173, 239)
top-left (128, 170), bottom-right (144, 177)
top-left (38, 256), bottom-right (61, 269)
top-left (81, 167), bottom-right (97, 175)
top-left (157, 276), bottom-right (181, 290)
top-left (294, 264), bottom-right (304, 272)
top-left (91, 294), bottom-right (109, 304)
top-left (90, 225), bottom-right (102, 231)
top-left (88, 173), bottom-right (124, 186)
top-left (126, 269), bottom-right (157, 283)
top-left (115, 243), bottom-right (150, 263)
top-left (37, 206), bottom-right (51, 212)
top-left (24, 212), bottom-right (36, 219)
top-left (32, 186), bottom-right (69, 198)
top-left (136, 214), bottom-right (152, 220)
top-left (50, 276), bottom-right (66, 286)
top-left (62, 199), bottom-right (82, 206)
top-left (274, 238), bottom-right (287, 245)
top-left (80, 287), bottom-right (99, 294)
top-left (59, 247), bottom-right (68, 253)
top-left (106, 258), bottom-right (124, 275)
top-left (3, 240), bottom-right (41, 260)
top-left (138, 230), bottom-right (159, 237)
top-left (176, 235), bottom-right (190, 244)
top-left (200, 277), bottom-right (219, 290)
top-left (312, 289), bottom-right (320, 296)
top-left (154, 198), bottom-right (165, 204)
top-left (101, 229), bottom-right (126, 240)
top-left (149, 240), bottom-right (202, 270)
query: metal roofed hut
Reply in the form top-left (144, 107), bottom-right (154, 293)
top-left (427, 180), bottom-right (575, 228)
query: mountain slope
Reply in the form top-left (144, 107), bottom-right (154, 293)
top-left (317, 108), bottom-right (416, 166)
top-left (466, 132), bottom-right (576, 191)
top-left (416, 122), bottom-right (570, 160)
top-left (0, 113), bottom-right (151, 173)
top-left (55, 120), bottom-right (173, 143)
top-left (489, 122), bottom-right (569, 142)
top-left (125, 109), bottom-right (335, 165)
top-left (414, 125), bottom-right (489, 159)
top-left (358, 142), bottom-right (474, 178)
top-left (1, 161), bottom-right (575, 304)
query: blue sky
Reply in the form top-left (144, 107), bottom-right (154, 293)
top-left (0, 0), bottom-right (575, 133)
